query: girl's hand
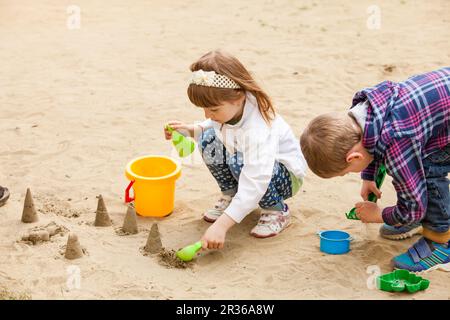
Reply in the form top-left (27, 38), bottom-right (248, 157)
top-left (355, 201), bottom-right (383, 223)
top-left (360, 180), bottom-right (382, 201)
top-left (201, 223), bottom-right (227, 250)
top-left (163, 121), bottom-right (198, 140)
top-left (201, 214), bottom-right (236, 250)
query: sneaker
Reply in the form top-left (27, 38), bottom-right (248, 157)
top-left (250, 204), bottom-right (291, 238)
top-left (203, 194), bottom-right (233, 223)
top-left (392, 237), bottom-right (450, 273)
top-left (379, 223), bottom-right (422, 240)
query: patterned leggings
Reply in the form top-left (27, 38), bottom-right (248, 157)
top-left (199, 128), bottom-right (294, 210)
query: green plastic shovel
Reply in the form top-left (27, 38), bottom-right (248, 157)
top-left (176, 241), bottom-right (202, 262)
top-left (346, 164), bottom-right (387, 220)
top-left (165, 125), bottom-right (196, 158)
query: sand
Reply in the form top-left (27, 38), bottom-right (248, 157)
top-left (143, 224), bottom-right (163, 255)
top-left (121, 205), bottom-right (138, 235)
top-left (20, 221), bottom-right (68, 245)
top-left (0, 0), bottom-right (449, 299)
top-left (64, 233), bottom-right (84, 260)
top-left (21, 188), bottom-right (38, 223)
top-left (94, 195), bottom-right (112, 227)
top-left (157, 249), bottom-right (192, 270)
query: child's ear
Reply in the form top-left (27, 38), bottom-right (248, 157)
top-left (346, 151), bottom-right (363, 163)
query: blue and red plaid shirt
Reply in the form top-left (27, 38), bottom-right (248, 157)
top-left (351, 67), bottom-right (450, 226)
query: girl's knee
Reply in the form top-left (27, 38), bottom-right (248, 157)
top-left (200, 128), bottom-right (227, 165)
top-left (199, 128), bottom-right (216, 151)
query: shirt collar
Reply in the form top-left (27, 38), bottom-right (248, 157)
top-left (221, 91), bottom-right (255, 129)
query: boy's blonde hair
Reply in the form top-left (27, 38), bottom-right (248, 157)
top-left (300, 113), bottom-right (362, 178)
top-left (187, 50), bottom-right (275, 123)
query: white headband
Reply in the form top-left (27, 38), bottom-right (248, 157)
top-left (189, 69), bottom-right (241, 89)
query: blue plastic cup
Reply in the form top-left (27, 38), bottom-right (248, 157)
top-left (317, 230), bottom-right (353, 255)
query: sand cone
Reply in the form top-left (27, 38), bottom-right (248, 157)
top-left (122, 204), bottom-right (138, 234)
top-left (144, 223), bottom-right (162, 254)
top-left (64, 233), bottom-right (83, 260)
top-left (94, 195), bottom-right (112, 227)
top-left (21, 188), bottom-right (38, 223)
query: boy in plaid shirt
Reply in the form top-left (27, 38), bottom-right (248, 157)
top-left (301, 67), bottom-right (450, 272)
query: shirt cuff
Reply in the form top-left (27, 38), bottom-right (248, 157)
top-left (361, 171), bottom-right (375, 181)
top-left (382, 206), bottom-right (401, 226)
top-left (224, 205), bottom-right (249, 224)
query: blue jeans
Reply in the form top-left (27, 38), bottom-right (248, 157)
top-left (421, 144), bottom-right (450, 233)
top-left (199, 128), bottom-right (294, 210)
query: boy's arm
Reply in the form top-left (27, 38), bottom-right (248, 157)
top-left (382, 137), bottom-right (427, 226)
top-left (361, 159), bottom-right (381, 181)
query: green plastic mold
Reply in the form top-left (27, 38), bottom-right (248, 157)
top-left (377, 269), bottom-right (430, 293)
top-left (346, 164), bottom-right (387, 220)
top-left (165, 125), bottom-right (196, 158)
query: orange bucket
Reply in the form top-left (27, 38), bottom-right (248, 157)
top-left (125, 155), bottom-right (181, 217)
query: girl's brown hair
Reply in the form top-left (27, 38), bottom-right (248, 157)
top-left (187, 50), bottom-right (275, 123)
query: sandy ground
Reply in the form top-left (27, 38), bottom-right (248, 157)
top-left (0, 0), bottom-right (449, 299)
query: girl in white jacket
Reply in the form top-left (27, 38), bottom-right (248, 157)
top-left (164, 50), bottom-right (307, 250)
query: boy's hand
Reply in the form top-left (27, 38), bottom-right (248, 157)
top-left (355, 201), bottom-right (383, 223)
top-left (163, 121), bottom-right (198, 140)
top-left (201, 214), bottom-right (236, 250)
top-left (360, 180), bottom-right (382, 201)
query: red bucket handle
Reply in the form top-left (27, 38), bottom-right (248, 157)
top-left (125, 180), bottom-right (135, 203)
